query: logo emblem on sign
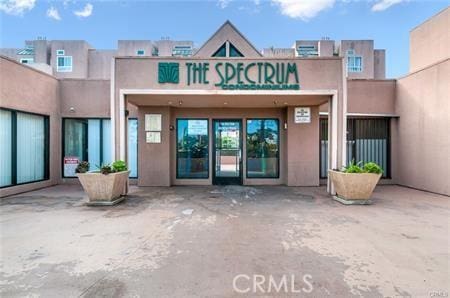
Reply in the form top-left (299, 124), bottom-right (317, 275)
top-left (158, 62), bottom-right (179, 84)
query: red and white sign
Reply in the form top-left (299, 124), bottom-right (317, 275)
top-left (64, 156), bottom-right (79, 177)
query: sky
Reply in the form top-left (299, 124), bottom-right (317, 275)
top-left (0, 0), bottom-right (448, 78)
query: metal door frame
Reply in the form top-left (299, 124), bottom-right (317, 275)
top-left (212, 119), bottom-right (243, 185)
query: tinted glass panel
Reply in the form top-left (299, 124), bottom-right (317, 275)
top-left (16, 113), bottom-right (45, 183)
top-left (0, 109), bottom-right (49, 187)
top-left (246, 119), bottom-right (279, 178)
top-left (128, 119), bottom-right (138, 178)
top-left (57, 56), bottom-right (65, 66)
top-left (0, 110), bottom-right (12, 187)
top-left (214, 120), bottom-right (241, 181)
top-left (64, 119), bottom-right (88, 177)
top-left (212, 43), bottom-right (227, 57)
top-left (229, 43), bottom-right (244, 57)
top-left (177, 119), bottom-right (209, 178)
top-left (63, 118), bottom-right (137, 178)
top-left (87, 119), bottom-right (101, 169)
top-left (102, 120), bottom-right (112, 165)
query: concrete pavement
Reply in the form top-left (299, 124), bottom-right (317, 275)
top-left (0, 185), bottom-right (449, 297)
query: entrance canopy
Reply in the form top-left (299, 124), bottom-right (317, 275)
top-left (112, 89), bottom-right (342, 193)
top-left (126, 90), bottom-right (330, 108)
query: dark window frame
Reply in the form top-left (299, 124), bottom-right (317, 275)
top-left (212, 43), bottom-right (227, 57)
top-left (212, 119), bottom-right (243, 185)
top-left (212, 42), bottom-right (245, 58)
top-left (0, 107), bottom-right (50, 189)
top-left (319, 117), bottom-right (328, 179)
top-left (62, 117), bottom-right (139, 178)
top-left (245, 118), bottom-right (280, 179)
top-left (62, 118), bottom-right (109, 178)
top-left (229, 43), bottom-right (244, 57)
top-left (176, 118), bottom-right (210, 179)
top-left (350, 117), bottom-right (391, 179)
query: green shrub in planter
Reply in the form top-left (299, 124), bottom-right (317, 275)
top-left (94, 160), bottom-right (128, 175)
top-left (100, 164), bottom-right (113, 175)
top-left (77, 161), bottom-right (130, 205)
top-left (363, 162), bottom-right (383, 174)
top-left (343, 160), bottom-right (383, 174)
top-left (112, 160), bottom-right (128, 172)
top-left (343, 160), bottom-right (364, 173)
top-left (75, 161), bottom-right (90, 173)
top-left (330, 160), bottom-right (384, 203)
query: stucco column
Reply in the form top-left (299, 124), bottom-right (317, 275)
top-left (327, 93), bottom-right (339, 194)
top-left (119, 91), bottom-right (127, 161)
top-left (110, 58), bottom-right (116, 161)
top-left (115, 90), bottom-right (129, 194)
top-left (110, 59), bottom-right (128, 164)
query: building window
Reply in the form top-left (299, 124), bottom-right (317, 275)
top-left (212, 42), bottom-right (244, 57)
top-left (63, 118), bottom-right (138, 178)
top-left (136, 49), bottom-right (145, 56)
top-left (172, 45), bottom-right (193, 57)
top-left (0, 108), bottom-right (49, 188)
top-left (0, 110), bottom-right (12, 187)
top-left (347, 50), bottom-right (363, 72)
top-left (128, 118), bottom-right (138, 178)
top-left (57, 56), bottom-right (73, 72)
top-left (229, 43), bottom-right (243, 57)
top-left (319, 119), bottom-right (329, 179)
top-left (176, 119), bottom-right (209, 179)
top-left (246, 119), bottom-right (279, 178)
top-left (17, 46), bottom-right (34, 56)
top-left (212, 43), bottom-right (227, 57)
top-left (56, 50), bottom-right (65, 56)
top-left (320, 118), bottom-right (390, 178)
top-left (20, 58), bottom-right (34, 64)
top-left (297, 45), bottom-right (318, 57)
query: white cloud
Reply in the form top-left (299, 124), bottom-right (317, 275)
top-left (73, 3), bottom-right (93, 18)
top-left (46, 6), bottom-right (61, 20)
top-left (271, 0), bottom-right (336, 21)
top-left (217, 0), bottom-right (231, 9)
top-left (63, 0), bottom-right (72, 9)
top-left (371, 0), bottom-right (405, 11)
top-left (0, 0), bottom-right (35, 15)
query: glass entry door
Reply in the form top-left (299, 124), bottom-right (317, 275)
top-left (213, 119), bottom-right (242, 185)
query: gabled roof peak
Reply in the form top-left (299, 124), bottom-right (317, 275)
top-left (194, 20), bottom-right (262, 58)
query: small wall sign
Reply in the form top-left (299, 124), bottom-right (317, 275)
top-left (145, 114), bottom-right (162, 131)
top-left (294, 107), bottom-right (311, 123)
top-left (146, 131), bottom-right (161, 143)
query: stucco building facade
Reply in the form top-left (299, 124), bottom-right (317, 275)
top-left (1, 8), bottom-right (449, 197)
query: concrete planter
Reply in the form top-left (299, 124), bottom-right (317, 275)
top-left (77, 171), bottom-right (130, 205)
top-left (328, 170), bottom-right (381, 202)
